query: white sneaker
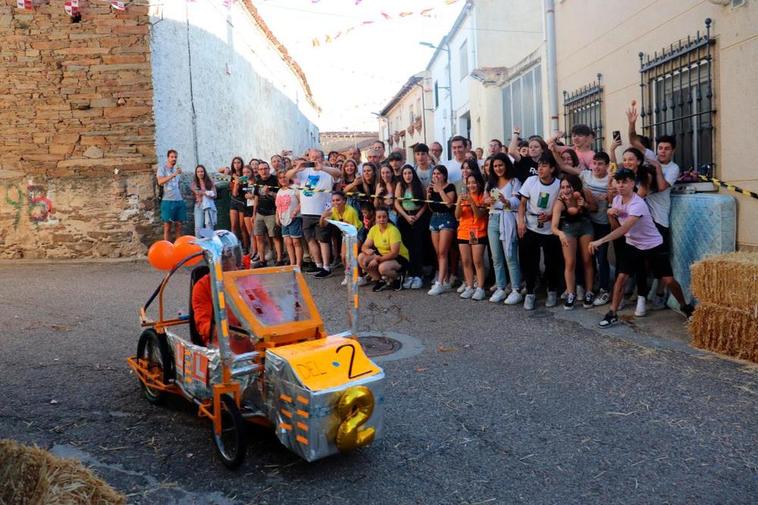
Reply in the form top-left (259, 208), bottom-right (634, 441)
top-left (523, 294), bottom-right (536, 310)
top-left (457, 283), bottom-right (467, 294)
top-left (576, 284), bottom-right (585, 300)
top-left (545, 291), bottom-right (558, 308)
top-left (504, 289), bottom-right (523, 305)
top-left (593, 289), bottom-right (610, 306)
top-left (635, 295), bottom-right (647, 317)
top-left (560, 290), bottom-right (568, 301)
top-left (356, 276), bottom-right (368, 287)
top-left (410, 277), bottom-right (423, 289)
top-left (402, 276), bottom-right (414, 289)
top-left (489, 288), bottom-right (507, 303)
top-left (459, 286), bottom-right (475, 299)
top-left (340, 275), bottom-right (348, 286)
top-left (472, 287), bottom-right (486, 301)
top-left (428, 281), bottom-right (448, 296)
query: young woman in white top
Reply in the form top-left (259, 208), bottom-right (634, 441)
top-left (483, 153), bottom-right (522, 305)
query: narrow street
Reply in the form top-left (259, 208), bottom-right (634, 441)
top-left (1, 262), bottom-right (756, 504)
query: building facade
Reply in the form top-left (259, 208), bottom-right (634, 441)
top-left (554, 0), bottom-right (758, 249)
top-left (416, 0), bottom-right (546, 155)
top-left (0, 0), bottom-right (318, 259)
top-left (378, 73), bottom-right (434, 161)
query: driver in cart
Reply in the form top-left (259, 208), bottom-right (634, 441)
top-left (191, 242), bottom-right (255, 354)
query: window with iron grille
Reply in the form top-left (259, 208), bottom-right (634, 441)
top-left (639, 18), bottom-right (715, 174)
top-left (563, 74), bottom-right (604, 152)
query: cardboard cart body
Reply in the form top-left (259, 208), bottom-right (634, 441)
top-left (127, 225), bottom-right (384, 468)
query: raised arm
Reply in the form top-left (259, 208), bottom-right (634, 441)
top-left (508, 127), bottom-right (522, 162)
top-left (626, 100), bottom-right (647, 153)
top-left (549, 138), bottom-right (581, 176)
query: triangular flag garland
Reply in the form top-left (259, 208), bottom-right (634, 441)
top-left (310, 0), bottom-right (461, 48)
top-left (11, 0), bottom-right (455, 24)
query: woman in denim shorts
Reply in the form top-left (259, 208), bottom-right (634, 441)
top-left (551, 174), bottom-right (597, 309)
top-left (426, 165), bottom-right (458, 296)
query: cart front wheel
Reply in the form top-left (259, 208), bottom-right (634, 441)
top-left (212, 395), bottom-right (247, 469)
top-left (137, 329), bottom-right (172, 405)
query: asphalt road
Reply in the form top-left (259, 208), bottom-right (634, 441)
top-left (0, 261), bottom-right (756, 505)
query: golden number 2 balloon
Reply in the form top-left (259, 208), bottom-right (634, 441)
top-left (335, 386), bottom-right (376, 452)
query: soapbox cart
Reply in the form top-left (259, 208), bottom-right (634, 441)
top-left (127, 226), bottom-right (384, 468)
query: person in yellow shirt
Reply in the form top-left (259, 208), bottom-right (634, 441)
top-left (358, 207), bottom-right (409, 292)
top-left (319, 191), bottom-right (363, 283)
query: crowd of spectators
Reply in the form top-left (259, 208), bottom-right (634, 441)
top-left (158, 100), bottom-right (694, 328)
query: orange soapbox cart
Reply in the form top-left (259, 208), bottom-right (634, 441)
top-left (127, 226), bottom-right (383, 468)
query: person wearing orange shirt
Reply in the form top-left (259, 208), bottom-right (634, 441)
top-left (454, 172), bottom-right (488, 300)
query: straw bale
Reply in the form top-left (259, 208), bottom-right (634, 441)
top-left (0, 439), bottom-right (125, 505)
top-left (689, 302), bottom-right (758, 363)
top-left (690, 252), bottom-right (758, 316)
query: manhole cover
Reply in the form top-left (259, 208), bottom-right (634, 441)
top-left (358, 335), bottom-right (403, 358)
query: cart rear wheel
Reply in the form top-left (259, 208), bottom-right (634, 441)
top-left (212, 395), bottom-right (247, 469)
top-left (137, 329), bottom-right (172, 405)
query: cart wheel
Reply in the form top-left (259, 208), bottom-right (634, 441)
top-left (137, 329), bottom-right (172, 405)
top-left (211, 395), bottom-right (247, 469)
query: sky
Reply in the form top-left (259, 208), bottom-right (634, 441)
top-left (253, 0), bottom-right (463, 132)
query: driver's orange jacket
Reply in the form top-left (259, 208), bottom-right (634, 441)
top-left (191, 274), bottom-right (240, 346)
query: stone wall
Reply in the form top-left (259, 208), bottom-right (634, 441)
top-left (0, 0), bottom-right (158, 259)
top-left (149, 0), bottom-right (320, 174)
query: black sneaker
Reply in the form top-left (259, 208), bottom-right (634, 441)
top-left (314, 268), bottom-right (332, 278)
top-left (681, 303), bottom-right (695, 319)
top-left (583, 291), bottom-right (595, 308)
top-left (302, 262), bottom-right (318, 273)
top-left (392, 277), bottom-right (403, 291)
top-left (563, 292), bottom-right (576, 310)
top-left (598, 311), bottom-right (618, 327)
top-left (372, 280), bottom-right (388, 292)
top-left (252, 260), bottom-right (267, 269)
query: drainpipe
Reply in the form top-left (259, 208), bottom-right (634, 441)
top-left (185, 2), bottom-right (199, 165)
top-left (545, 0), bottom-right (559, 134)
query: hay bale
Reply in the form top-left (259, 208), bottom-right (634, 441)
top-left (689, 302), bottom-right (758, 363)
top-left (690, 252), bottom-right (758, 316)
top-left (0, 440), bottom-right (125, 505)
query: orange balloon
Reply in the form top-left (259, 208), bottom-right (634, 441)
top-left (147, 240), bottom-right (176, 271)
top-left (174, 235), bottom-right (196, 247)
top-left (175, 240), bottom-right (202, 267)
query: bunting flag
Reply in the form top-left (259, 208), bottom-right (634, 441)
top-left (110, 1), bottom-right (126, 10)
top-left (16, 0), bottom-right (32, 10)
top-left (309, 0), bottom-right (461, 48)
top-left (64, 0), bottom-right (80, 16)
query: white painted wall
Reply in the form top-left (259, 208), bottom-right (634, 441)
top-left (426, 4), bottom-right (479, 155)
top-left (149, 1), bottom-right (319, 172)
top-left (428, 51), bottom-right (451, 156)
top-left (469, 0), bottom-right (545, 146)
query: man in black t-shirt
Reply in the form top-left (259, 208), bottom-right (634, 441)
top-left (253, 161), bottom-right (283, 267)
